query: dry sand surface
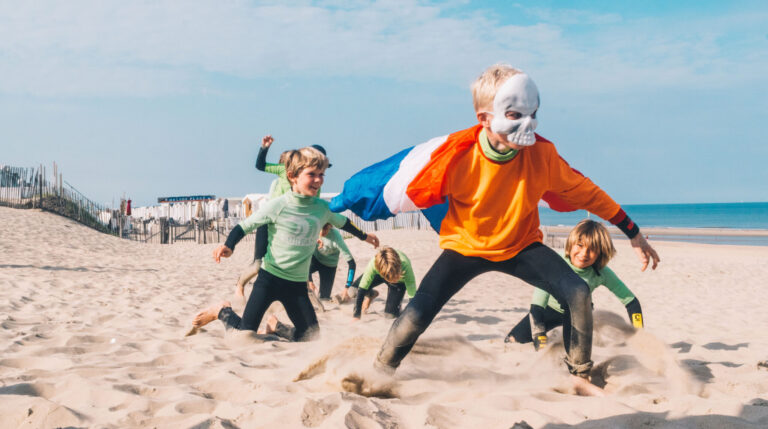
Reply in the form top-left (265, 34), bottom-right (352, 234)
top-left (2, 206), bottom-right (768, 428)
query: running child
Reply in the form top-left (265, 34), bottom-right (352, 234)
top-left (505, 219), bottom-right (644, 349)
top-left (308, 223), bottom-right (357, 301)
top-left (351, 246), bottom-right (416, 320)
top-left (190, 147), bottom-right (378, 341)
top-left (367, 64), bottom-right (660, 392)
top-left (235, 135), bottom-right (329, 300)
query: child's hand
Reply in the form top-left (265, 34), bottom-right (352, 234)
top-left (317, 239), bottom-right (324, 249)
top-left (630, 234), bottom-right (660, 271)
top-left (307, 281), bottom-right (317, 293)
top-left (365, 233), bottom-right (380, 248)
top-left (261, 135), bottom-right (274, 148)
top-left (212, 245), bottom-right (232, 263)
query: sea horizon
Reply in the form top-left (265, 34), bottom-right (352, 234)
top-left (539, 201), bottom-right (768, 246)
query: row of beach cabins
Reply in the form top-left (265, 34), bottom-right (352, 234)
top-left (125, 193), bottom-right (435, 245)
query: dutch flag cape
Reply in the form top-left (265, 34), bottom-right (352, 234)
top-left (329, 124), bottom-right (577, 232)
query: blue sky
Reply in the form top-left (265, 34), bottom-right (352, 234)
top-left (1, 0), bottom-right (766, 207)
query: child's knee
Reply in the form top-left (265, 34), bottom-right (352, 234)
top-left (558, 276), bottom-right (591, 312)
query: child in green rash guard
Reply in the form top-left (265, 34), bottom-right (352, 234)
top-left (235, 134), bottom-right (329, 301)
top-left (308, 223), bottom-right (356, 301)
top-left (190, 147), bottom-right (379, 341)
top-left (351, 247), bottom-right (417, 320)
top-left (505, 219), bottom-right (644, 349)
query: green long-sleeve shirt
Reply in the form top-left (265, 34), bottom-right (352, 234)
top-left (239, 191), bottom-right (347, 282)
top-left (531, 254), bottom-right (636, 314)
top-left (313, 228), bottom-right (354, 267)
top-left (357, 250), bottom-right (417, 298)
top-left (264, 163), bottom-right (292, 199)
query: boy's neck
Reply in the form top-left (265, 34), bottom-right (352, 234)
top-left (479, 127), bottom-right (519, 162)
top-left (488, 138), bottom-right (513, 154)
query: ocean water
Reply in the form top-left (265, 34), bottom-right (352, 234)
top-left (539, 202), bottom-right (768, 246)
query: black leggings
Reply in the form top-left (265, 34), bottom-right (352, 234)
top-left (218, 269), bottom-right (319, 341)
top-left (253, 224), bottom-right (269, 262)
top-left (376, 243), bottom-right (594, 376)
top-left (507, 306), bottom-right (566, 343)
top-left (308, 256), bottom-right (337, 299)
top-left (352, 274), bottom-right (407, 318)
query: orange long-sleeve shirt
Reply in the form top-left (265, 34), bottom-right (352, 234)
top-left (431, 125), bottom-right (621, 261)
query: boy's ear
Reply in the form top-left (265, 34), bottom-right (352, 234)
top-left (476, 111), bottom-right (492, 127)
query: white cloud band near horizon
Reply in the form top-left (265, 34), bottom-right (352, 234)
top-left (0, 0), bottom-right (766, 97)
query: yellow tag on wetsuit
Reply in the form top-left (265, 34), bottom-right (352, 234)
top-left (632, 313), bottom-right (643, 328)
top-left (537, 335), bottom-right (547, 348)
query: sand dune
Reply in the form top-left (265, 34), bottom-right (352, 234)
top-left (1, 206), bottom-right (768, 428)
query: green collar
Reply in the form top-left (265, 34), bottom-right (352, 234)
top-left (286, 191), bottom-right (316, 205)
top-left (479, 128), bottom-right (519, 162)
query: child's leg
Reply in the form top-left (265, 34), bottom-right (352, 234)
top-left (278, 281), bottom-right (320, 342)
top-left (222, 269), bottom-right (276, 331)
top-left (353, 274), bottom-right (385, 318)
top-left (499, 243), bottom-right (593, 377)
top-left (505, 307), bottom-right (565, 344)
top-left (376, 250), bottom-right (488, 370)
top-left (506, 314), bottom-right (533, 343)
top-left (383, 282), bottom-right (407, 318)
top-left (236, 225), bottom-right (270, 297)
top-left (316, 263), bottom-right (337, 300)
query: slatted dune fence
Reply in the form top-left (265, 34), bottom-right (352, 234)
top-left (0, 164), bottom-right (118, 235)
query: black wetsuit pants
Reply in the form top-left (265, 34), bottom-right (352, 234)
top-left (308, 256), bottom-right (337, 299)
top-left (507, 306), bottom-right (566, 343)
top-left (352, 274), bottom-right (407, 318)
top-left (376, 243), bottom-right (594, 376)
top-left (218, 269), bottom-right (319, 341)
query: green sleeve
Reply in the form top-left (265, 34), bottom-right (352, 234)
top-left (600, 266), bottom-right (636, 306)
top-left (264, 162), bottom-right (285, 176)
top-left (238, 198), bottom-right (278, 234)
top-left (531, 287), bottom-right (551, 309)
top-left (332, 230), bottom-right (354, 262)
top-left (398, 252), bottom-right (417, 297)
top-left (358, 258), bottom-right (377, 291)
top-left (328, 212), bottom-right (347, 229)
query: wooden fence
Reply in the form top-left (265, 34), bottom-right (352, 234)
top-left (0, 164), bottom-right (119, 235)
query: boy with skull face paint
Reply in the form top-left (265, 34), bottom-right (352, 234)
top-left (374, 64), bottom-right (660, 393)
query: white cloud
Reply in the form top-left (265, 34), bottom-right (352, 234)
top-left (0, 0), bottom-right (765, 97)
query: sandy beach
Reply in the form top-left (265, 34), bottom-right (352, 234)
top-left (2, 205), bottom-right (768, 428)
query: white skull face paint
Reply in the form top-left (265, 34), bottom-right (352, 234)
top-left (485, 73), bottom-right (539, 147)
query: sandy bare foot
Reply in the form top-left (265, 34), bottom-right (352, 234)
top-left (264, 314), bottom-right (279, 334)
top-left (186, 301), bottom-right (231, 337)
top-left (237, 260), bottom-right (261, 288)
top-left (234, 284), bottom-right (246, 306)
top-left (571, 375), bottom-right (605, 397)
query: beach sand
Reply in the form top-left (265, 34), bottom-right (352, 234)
top-left (2, 206), bottom-right (768, 428)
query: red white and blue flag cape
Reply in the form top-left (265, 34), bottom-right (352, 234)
top-left (329, 125), bottom-right (578, 232)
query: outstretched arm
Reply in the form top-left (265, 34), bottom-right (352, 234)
top-left (255, 135), bottom-right (274, 171)
top-left (529, 304), bottom-right (549, 351)
top-left (629, 234), bottom-right (660, 271)
top-left (624, 298), bottom-right (644, 328)
top-left (339, 218), bottom-right (379, 248)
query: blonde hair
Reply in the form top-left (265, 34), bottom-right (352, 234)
top-left (471, 64), bottom-right (522, 112)
top-left (278, 150), bottom-right (291, 164)
top-left (565, 219), bottom-right (616, 270)
top-left (285, 146), bottom-right (329, 180)
top-left (375, 246), bottom-right (403, 284)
